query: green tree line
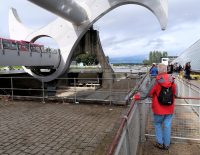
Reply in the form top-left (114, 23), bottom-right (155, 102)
top-left (143, 51), bottom-right (168, 65)
top-left (75, 53), bottom-right (98, 66)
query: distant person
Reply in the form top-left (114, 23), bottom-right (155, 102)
top-left (178, 64), bottom-right (182, 73)
top-left (178, 64), bottom-right (183, 78)
top-left (184, 62), bottom-right (191, 79)
top-left (167, 64), bottom-right (173, 74)
top-left (149, 63), bottom-right (177, 150)
top-left (150, 63), bottom-right (158, 77)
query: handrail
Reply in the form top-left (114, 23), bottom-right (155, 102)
top-left (107, 74), bottom-right (148, 155)
top-left (106, 100), bottom-right (136, 155)
top-left (125, 73), bottom-right (149, 101)
top-left (176, 96), bottom-right (200, 100)
top-left (178, 76), bottom-right (200, 89)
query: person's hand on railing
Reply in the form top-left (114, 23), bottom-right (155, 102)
top-left (133, 92), bottom-right (152, 101)
top-left (133, 92), bottom-right (141, 101)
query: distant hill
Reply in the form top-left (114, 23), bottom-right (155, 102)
top-left (109, 55), bottom-right (146, 64)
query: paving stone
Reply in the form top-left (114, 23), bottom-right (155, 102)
top-left (17, 153), bottom-right (26, 155)
top-left (0, 101), bottom-right (127, 154)
top-left (62, 150), bottom-right (73, 155)
top-left (80, 150), bottom-right (91, 155)
top-left (10, 150), bottom-right (21, 155)
top-left (0, 150), bottom-right (5, 154)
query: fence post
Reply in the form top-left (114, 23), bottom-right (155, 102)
top-left (139, 101), bottom-right (147, 142)
top-left (178, 79), bottom-right (183, 97)
top-left (11, 77), bottom-right (13, 101)
top-left (127, 78), bottom-right (130, 93)
top-left (198, 87), bottom-right (200, 124)
top-left (125, 121), bottom-right (131, 155)
top-left (74, 78), bottom-right (78, 104)
top-left (182, 79), bottom-right (185, 98)
top-left (199, 106), bottom-right (200, 137)
top-left (110, 78), bottom-right (112, 105)
top-left (189, 83), bottom-right (191, 105)
top-left (42, 78), bottom-right (45, 103)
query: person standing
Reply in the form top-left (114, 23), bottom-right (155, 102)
top-left (167, 64), bottom-right (174, 74)
top-left (178, 64), bottom-right (182, 73)
top-left (184, 62), bottom-right (191, 79)
top-left (149, 63), bottom-right (176, 150)
top-left (150, 63), bottom-right (158, 76)
top-left (178, 64), bottom-right (183, 78)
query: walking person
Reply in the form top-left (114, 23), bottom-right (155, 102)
top-left (149, 63), bottom-right (177, 150)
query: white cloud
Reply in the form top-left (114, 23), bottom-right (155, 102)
top-left (1, 0), bottom-right (200, 59)
top-left (95, 0), bottom-right (200, 57)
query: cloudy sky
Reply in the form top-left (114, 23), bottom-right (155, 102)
top-left (1, 0), bottom-right (200, 58)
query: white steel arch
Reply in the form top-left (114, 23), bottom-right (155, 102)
top-left (9, 0), bottom-right (168, 82)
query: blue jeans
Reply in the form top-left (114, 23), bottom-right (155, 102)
top-left (153, 114), bottom-right (173, 146)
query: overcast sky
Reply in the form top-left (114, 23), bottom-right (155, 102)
top-left (1, 0), bottom-right (200, 58)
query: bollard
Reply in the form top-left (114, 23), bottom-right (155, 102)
top-left (11, 77), bottom-right (13, 101)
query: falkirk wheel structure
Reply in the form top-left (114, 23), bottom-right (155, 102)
top-left (9, 0), bottom-right (168, 82)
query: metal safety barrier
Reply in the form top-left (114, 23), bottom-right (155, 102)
top-left (0, 74), bottom-right (140, 105)
top-left (145, 101), bottom-right (200, 142)
top-left (176, 77), bottom-right (200, 116)
top-left (107, 74), bottom-right (150, 155)
top-left (107, 74), bottom-right (200, 155)
top-left (107, 101), bottom-right (146, 155)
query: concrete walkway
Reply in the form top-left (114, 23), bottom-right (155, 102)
top-left (0, 100), bottom-right (127, 155)
top-left (56, 87), bottom-right (128, 105)
top-left (139, 139), bottom-right (200, 155)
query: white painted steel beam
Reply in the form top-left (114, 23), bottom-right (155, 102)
top-left (9, 0), bottom-right (168, 82)
top-left (28, 0), bottom-right (89, 25)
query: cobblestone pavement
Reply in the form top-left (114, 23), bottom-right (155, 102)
top-left (0, 101), bottom-right (127, 155)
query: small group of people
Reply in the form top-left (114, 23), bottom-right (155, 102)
top-left (148, 63), bottom-right (177, 150)
top-left (175, 62), bottom-right (191, 79)
top-left (150, 61), bottom-right (192, 80)
top-left (149, 63), bottom-right (176, 76)
top-left (150, 63), bottom-right (174, 75)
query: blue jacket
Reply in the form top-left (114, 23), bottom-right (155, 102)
top-left (150, 67), bottom-right (158, 76)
